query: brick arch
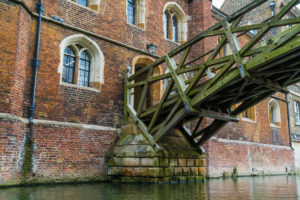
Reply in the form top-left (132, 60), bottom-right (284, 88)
top-left (131, 56), bottom-right (163, 109)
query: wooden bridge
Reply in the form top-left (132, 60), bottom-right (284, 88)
top-left (124, 0), bottom-right (300, 151)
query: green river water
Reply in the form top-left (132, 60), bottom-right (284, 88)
top-left (0, 176), bottom-right (299, 200)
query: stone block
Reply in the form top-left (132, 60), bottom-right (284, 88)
top-left (107, 167), bottom-right (120, 176)
top-left (135, 145), bottom-right (157, 157)
top-left (195, 159), bottom-right (201, 167)
top-left (108, 157), bottom-right (122, 167)
top-left (190, 167), bottom-right (199, 176)
top-left (120, 168), bottom-right (133, 177)
top-left (140, 158), bottom-right (159, 167)
top-left (122, 158), bottom-right (140, 167)
top-left (182, 167), bottom-right (190, 176)
top-left (187, 159), bottom-right (195, 167)
top-left (200, 158), bottom-right (206, 167)
top-left (159, 158), bottom-right (169, 167)
top-left (198, 167), bottom-right (206, 176)
top-left (178, 159), bottom-right (186, 167)
top-left (173, 168), bottom-right (182, 176)
top-left (132, 168), bottom-right (148, 177)
top-left (164, 168), bottom-right (172, 176)
top-left (147, 168), bottom-right (160, 177)
top-left (169, 158), bottom-right (178, 167)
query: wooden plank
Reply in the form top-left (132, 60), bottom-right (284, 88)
top-left (196, 120), bottom-right (228, 146)
top-left (148, 79), bottom-right (174, 132)
top-left (192, 108), bottom-right (238, 122)
top-left (178, 46), bottom-right (191, 69)
top-left (192, 117), bottom-right (204, 137)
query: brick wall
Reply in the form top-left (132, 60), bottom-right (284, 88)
top-left (204, 138), bottom-right (295, 177)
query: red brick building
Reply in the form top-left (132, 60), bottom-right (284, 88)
top-left (0, 0), bottom-right (295, 185)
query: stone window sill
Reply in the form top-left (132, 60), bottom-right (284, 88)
top-left (59, 82), bottom-right (100, 93)
top-left (164, 38), bottom-right (180, 45)
top-left (270, 123), bottom-right (281, 128)
top-left (127, 23), bottom-right (145, 31)
top-left (241, 117), bottom-right (256, 123)
top-left (67, 0), bottom-right (99, 14)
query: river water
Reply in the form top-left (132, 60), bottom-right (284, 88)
top-left (0, 176), bottom-right (299, 200)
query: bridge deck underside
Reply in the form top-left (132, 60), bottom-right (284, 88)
top-left (125, 0), bottom-right (300, 151)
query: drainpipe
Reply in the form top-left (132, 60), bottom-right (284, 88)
top-left (29, 0), bottom-right (44, 124)
top-left (286, 93), bottom-right (294, 150)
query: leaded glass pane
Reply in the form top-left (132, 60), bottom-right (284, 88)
top-left (79, 50), bottom-right (90, 87)
top-left (127, 0), bottom-right (135, 24)
top-left (62, 46), bottom-right (75, 84)
top-left (164, 13), bottom-right (169, 39)
top-left (172, 16), bottom-right (178, 42)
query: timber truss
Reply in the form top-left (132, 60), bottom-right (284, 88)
top-left (125, 0), bottom-right (300, 151)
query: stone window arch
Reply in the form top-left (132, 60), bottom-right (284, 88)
top-left (131, 56), bottom-right (163, 110)
top-left (71, 0), bottom-right (101, 12)
top-left (163, 2), bottom-right (187, 44)
top-left (269, 99), bottom-right (281, 125)
top-left (127, 0), bottom-right (146, 29)
top-left (58, 34), bottom-right (104, 91)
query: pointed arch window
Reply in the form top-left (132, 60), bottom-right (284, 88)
top-left (163, 3), bottom-right (187, 44)
top-left (269, 99), bottom-right (281, 126)
top-left (59, 35), bottom-right (104, 92)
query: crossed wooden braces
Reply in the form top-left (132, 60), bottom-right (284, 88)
top-left (124, 0), bottom-right (300, 151)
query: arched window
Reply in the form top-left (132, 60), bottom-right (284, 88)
top-left (163, 2), bottom-right (187, 44)
top-left (172, 16), bottom-right (178, 42)
top-left (59, 34), bottom-right (104, 91)
top-left (269, 99), bottom-right (281, 125)
top-left (127, 0), bottom-right (146, 29)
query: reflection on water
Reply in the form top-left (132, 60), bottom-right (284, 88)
top-left (0, 176), bottom-right (299, 200)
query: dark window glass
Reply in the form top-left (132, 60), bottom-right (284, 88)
top-left (164, 13), bottom-right (169, 39)
top-left (77, 0), bottom-right (88, 7)
top-left (271, 106), bottom-right (275, 123)
top-left (172, 15), bottom-right (178, 42)
top-left (62, 46), bottom-right (75, 84)
top-left (79, 50), bottom-right (90, 87)
top-left (127, 0), bottom-right (135, 24)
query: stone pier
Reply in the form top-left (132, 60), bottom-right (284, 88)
top-left (108, 122), bottom-right (206, 183)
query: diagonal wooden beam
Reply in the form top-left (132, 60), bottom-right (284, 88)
top-left (137, 67), bottom-right (154, 116)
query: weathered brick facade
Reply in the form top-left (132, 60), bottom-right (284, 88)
top-left (0, 0), bottom-right (295, 185)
